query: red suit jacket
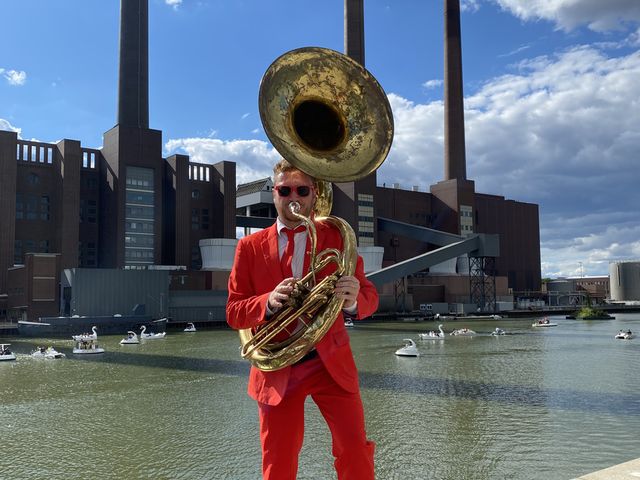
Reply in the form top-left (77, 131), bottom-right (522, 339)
top-left (227, 221), bottom-right (379, 406)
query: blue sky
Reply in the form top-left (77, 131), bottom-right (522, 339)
top-left (1, 0), bottom-right (639, 278)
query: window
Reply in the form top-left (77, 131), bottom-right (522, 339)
top-left (28, 172), bottom-right (39, 185)
top-left (125, 166), bottom-right (155, 266)
top-left (192, 189), bottom-right (200, 199)
top-left (40, 196), bottom-right (50, 220)
top-left (25, 195), bottom-right (37, 220)
top-left (201, 208), bottom-right (209, 230)
top-left (192, 208), bottom-right (200, 230)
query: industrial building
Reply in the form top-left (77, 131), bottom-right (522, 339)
top-left (609, 261), bottom-right (640, 302)
top-left (1, 0), bottom-right (541, 324)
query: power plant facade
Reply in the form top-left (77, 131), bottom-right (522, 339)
top-left (0, 0), bottom-right (541, 322)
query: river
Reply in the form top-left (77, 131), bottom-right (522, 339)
top-left (1, 314), bottom-right (639, 479)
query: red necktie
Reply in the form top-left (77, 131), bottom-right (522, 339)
top-left (280, 225), bottom-right (306, 277)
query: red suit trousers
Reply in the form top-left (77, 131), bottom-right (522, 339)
top-left (258, 357), bottom-right (375, 480)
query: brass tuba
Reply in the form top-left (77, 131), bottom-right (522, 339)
top-left (238, 47), bottom-right (394, 371)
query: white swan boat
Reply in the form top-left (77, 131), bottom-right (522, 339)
top-left (532, 318), bottom-right (557, 327)
top-left (491, 327), bottom-right (507, 336)
top-left (183, 323), bottom-right (197, 332)
top-left (344, 319), bottom-right (354, 328)
top-left (615, 330), bottom-right (634, 340)
top-left (0, 344), bottom-right (16, 361)
top-left (120, 331), bottom-right (140, 344)
top-left (419, 324), bottom-right (445, 340)
top-left (395, 338), bottom-right (420, 357)
top-left (140, 325), bottom-right (166, 340)
top-left (31, 346), bottom-right (66, 359)
top-left (451, 328), bottom-right (476, 336)
top-left (72, 325), bottom-right (98, 342)
top-left (72, 339), bottom-right (105, 354)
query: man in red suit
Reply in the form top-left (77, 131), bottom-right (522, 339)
top-left (227, 159), bottom-right (378, 480)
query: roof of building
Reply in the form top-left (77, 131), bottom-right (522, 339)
top-left (237, 177), bottom-right (272, 197)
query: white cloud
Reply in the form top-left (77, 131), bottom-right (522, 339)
top-left (165, 0), bottom-right (182, 10)
top-left (493, 0), bottom-right (640, 32)
top-left (241, 112), bottom-right (250, 120)
top-left (0, 118), bottom-right (22, 136)
top-left (163, 45), bottom-right (640, 277)
top-left (164, 137), bottom-right (280, 185)
top-left (422, 79), bottom-right (443, 89)
top-left (1, 68), bottom-right (27, 86)
top-left (461, 0), bottom-right (481, 13)
top-left (379, 45), bottom-right (640, 277)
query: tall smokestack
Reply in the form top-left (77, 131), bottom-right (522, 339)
top-left (117, 0), bottom-right (149, 129)
top-left (344, 0), bottom-right (365, 66)
top-left (444, 0), bottom-right (467, 180)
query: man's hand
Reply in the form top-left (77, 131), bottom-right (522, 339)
top-left (334, 275), bottom-right (360, 309)
top-left (267, 278), bottom-right (296, 312)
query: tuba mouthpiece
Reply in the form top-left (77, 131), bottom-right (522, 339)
top-left (289, 201), bottom-right (301, 214)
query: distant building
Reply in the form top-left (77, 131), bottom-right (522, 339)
top-left (609, 261), bottom-right (640, 302)
top-left (545, 276), bottom-right (610, 306)
top-left (0, 0), bottom-right (236, 323)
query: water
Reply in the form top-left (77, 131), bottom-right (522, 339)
top-left (1, 314), bottom-right (639, 479)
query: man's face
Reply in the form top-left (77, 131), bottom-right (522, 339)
top-left (273, 169), bottom-right (316, 226)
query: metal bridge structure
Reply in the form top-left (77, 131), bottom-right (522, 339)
top-left (236, 215), bottom-right (500, 311)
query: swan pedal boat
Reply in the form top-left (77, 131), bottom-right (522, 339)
top-left (532, 318), bottom-right (557, 327)
top-left (395, 338), bottom-right (420, 357)
top-left (344, 319), bottom-right (354, 328)
top-left (72, 326), bottom-right (98, 342)
top-left (0, 344), bottom-right (16, 361)
top-left (451, 328), bottom-right (476, 336)
top-left (419, 324), bottom-right (445, 339)
top-left (72, 339), bottom-right (105, 354)
top-left (120, 331), bottom-right (140, 344)
top-left (31, 347), bottom-right (66, 359)
top-left (183, 323), bottom-right (197, 332)
top-left (140, 325), bottom-right (166, 340)
top-left (615, 330), bottom-right (634, 340)
top-left (491, 328), bottom-right (507, 336)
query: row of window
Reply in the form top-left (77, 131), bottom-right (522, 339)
top-left (189, 164), bottom-right (211, 182)
top-left (80, 199), bottom-right (98, 223)
top-left (79, 241), bottom-right (97, 267)
top-left (125, 235), bottom-right (154, 247)
top-left (17, 144), bottom-right (54, 164)
top-left (126, 177), bottom-right (152, 188)
top-left (15, 194), bottom-right (50, 221)
top-left (125, 221), bottom-right (154, 233)
top-left (192, 208), bottom-right (210, 230)
top-left (126, 191), bottom-right (154, 205)
top-left (82, 151), bottom-right (97, 169)
top-left (126, 205), bottom-right (154, 220)
top-left (125, 249), bottom-right (155, 260)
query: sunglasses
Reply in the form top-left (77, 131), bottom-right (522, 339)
top-left (274, 185), bottom-right (314, 197)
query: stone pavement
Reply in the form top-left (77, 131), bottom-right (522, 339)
top-left (574, 458), bottom-right (640, 480)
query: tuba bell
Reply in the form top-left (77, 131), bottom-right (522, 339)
top-left (238, 47), bottom-right (394, 371)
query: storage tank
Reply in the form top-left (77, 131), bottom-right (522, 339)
top-left (609, 261), bottom-right (640, 301)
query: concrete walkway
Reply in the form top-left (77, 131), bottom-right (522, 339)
top-left (574, 458), bottom-right (640, 479)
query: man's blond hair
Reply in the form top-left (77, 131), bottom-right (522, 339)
top-left (273, 159), bottom-right (316, 183)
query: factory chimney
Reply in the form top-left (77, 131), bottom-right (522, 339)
top-left (117, 0), bottom-right (149, 129)
top-left (444, 0), bottom-right (467, 180)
